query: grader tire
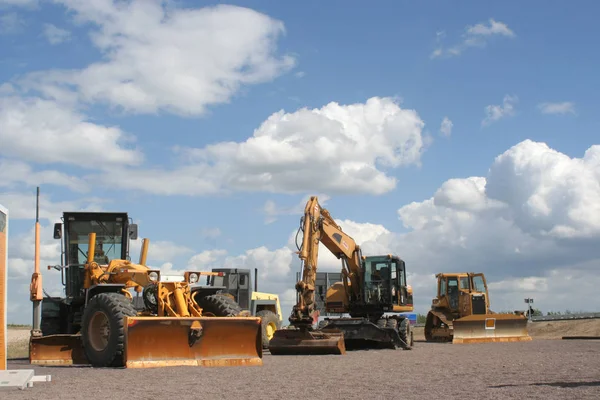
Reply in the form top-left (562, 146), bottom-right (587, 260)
top-left (256, 310), bottom-right (280, 349)
top-left (197, 294), bottom-right (242, 317)
top-left (81, 292), bottom-right (137, 368)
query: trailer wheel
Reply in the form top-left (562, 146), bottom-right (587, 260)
top-left (256, 310), bottom-right (280, 349)
top-left (197, 294), bottom-right (242, 317)
top-left (81, 292), bottom-right (137, 368)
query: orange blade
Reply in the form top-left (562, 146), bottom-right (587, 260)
top-left (124, 316), bottom-right (263, 368)
top-left (268, 328), bottom-right (346, 355)
top-left (29, 334), bottom-right (89, 366)
top-left (452, 313), bottom-right (533, 344)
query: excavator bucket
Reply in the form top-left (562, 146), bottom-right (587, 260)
top-left (29, 334), bottom-right (89, 366)
top-left (268, 328), bottom-right (346, 355)
top-left (123, 316), bottom-right (263, 368)
top-left (451, 313), bottom-right (532, 344)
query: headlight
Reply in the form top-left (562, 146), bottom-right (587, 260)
top-left (149, 271), bottom-right (159, 282)
top-left (189, 273), bottom-right (199, 284)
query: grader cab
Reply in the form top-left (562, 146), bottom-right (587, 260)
top-left (424, 272), bottom-right (531, 344)
top-left (29, 211), bottom-right (263, 368)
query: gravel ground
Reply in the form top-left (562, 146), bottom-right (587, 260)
top-left (3, 339), bottom-right (600, 400)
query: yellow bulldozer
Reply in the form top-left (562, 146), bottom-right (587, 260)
top-left (28, 206), bottom-right (263, 368)
top-left (424, 272), bottom-right (532, 344)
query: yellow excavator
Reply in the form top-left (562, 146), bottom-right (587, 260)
top-left (28, 196), bottom-right (263, 368)
top-left (268, 196), bottom-right (414, 355)
top-left (424, 272), bottom-right (532, 344)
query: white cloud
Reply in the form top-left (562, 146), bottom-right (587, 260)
top-left (0, 191), bottom-right (108, 221)
top-left (92, 96), bottom-right (427, 196)
top-left (0, 12), bottom-right (24, 34)
top-left (482, 94), bottom-right (518, 126)
top-left (0, 159), bottom-right (89, 193)
top-left (193, 139), bottom-right (600, 317)
top-left (129, 239), bottom-right (195, 264)
top-left (538, 102), bottom-right (576, 115)
top-left (432, 18), bottom-right (515, 59)
top-left (0, 95), bottom-right (143, 168)
top-left (200, 227), bottom-right (222, 239)
top-left (263, 194), bottom-right (331, 224)
top-left (27, 1), bottom-right (295, 116)
top-left (42, 23), bottom-right (71, 44)
top-left (439, 116), bottom-right (453, 137)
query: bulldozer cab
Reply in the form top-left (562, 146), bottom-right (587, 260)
top-left (362, 255), bottom-right (412, 312)
top-left (53, 212), bottom-right (138, 300)
top-left (436, 273), bottom-right (490, 318)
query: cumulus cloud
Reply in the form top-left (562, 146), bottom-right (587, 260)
top-left (537, 102), bottom-right (576, 115)
top-left (482, 94), bottom-right (518, 126)
top-left (263, 194), bottom-right (331, 224)
top-left (0, 159), bottom-right (89, 193)
top-left (25, 1), bottom-right (295, 116)
top-left (432, 18), bottom-right (515, 59)
top-left (92, 97), bottom-right (427, 196)
top-left (185, 139), bottom-right (600, 317)
top-left (0, 95), bottom-right (143, 167)
top-left (439, 116), bottom-right (453, 137)
top-left (42, 23), bottom-right (71, 44)
top-left (0, 191), bottom-right (107, 221)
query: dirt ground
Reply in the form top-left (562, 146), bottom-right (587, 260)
top-left (3, 321), bottom-right (600, 399)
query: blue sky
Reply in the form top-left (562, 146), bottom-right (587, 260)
top-left (1, 0), bottom-right (599, 323)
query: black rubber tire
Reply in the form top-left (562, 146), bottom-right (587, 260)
top-left (256, 310), bottom-right (281, 349)
top-left (81, 292), bottom-right (137, 368)
top-left (196, 294), bottom-right (242, 317)
top-left (377, 318), bottom-right (387, 328)
top-left (399, 318), bottom-right (413, 350)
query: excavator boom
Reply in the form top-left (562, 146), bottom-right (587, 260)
top-left (269, 196), bottom-right (347, 355)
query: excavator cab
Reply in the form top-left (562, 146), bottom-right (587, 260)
top-left (361, 255), bottom-right (413, 312)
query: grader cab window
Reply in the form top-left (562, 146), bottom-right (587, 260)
top-left (67, 219), bottom-right (124, 265)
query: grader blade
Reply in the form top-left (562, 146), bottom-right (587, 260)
top-left (452, 314), bottom-right (532, 344)
top-left (29, 334), bottom-right (88, 366)
top-left (123, 316), bottom-right (263, 368)
top-left (268, 328), bottom-right (346, 355)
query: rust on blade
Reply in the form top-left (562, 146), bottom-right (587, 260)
top-left (124, 316), bottom-right (263, 368)
top-left (452, 313), bottom-right (532, 344)
top-left (268, 328), bottom-right (346, 355)
top-left (29, 334), bottom-right (89, 366)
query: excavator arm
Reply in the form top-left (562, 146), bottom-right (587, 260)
top-left (269, 196), bottom-right (354, 355)
top-left (291, 196), bottom-right (363, 326)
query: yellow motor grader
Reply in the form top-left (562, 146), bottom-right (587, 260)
top-left (424, 272), bottom-right (532, 344)
top-left (29, 208), bottom-right (263, 368)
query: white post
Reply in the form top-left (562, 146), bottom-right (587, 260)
top-left (0, 204), bottom-right (8, 371)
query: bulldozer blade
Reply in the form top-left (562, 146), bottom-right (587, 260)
top-left (268, 328), bottom-right (346, 355)
top-left (124, 316), bottom-right (263, 368)
top-left (452, 314), bottom-right (532, 344)
top-left (29, 334), bottom-right (89, 366)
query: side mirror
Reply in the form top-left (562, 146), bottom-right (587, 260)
top-left (128, 224), bottom-right (138, 240)
top-left (53, 223), bottom-right (62, 239)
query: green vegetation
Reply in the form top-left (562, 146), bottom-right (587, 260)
top-left (8, 324), bottom-right (31, 328)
